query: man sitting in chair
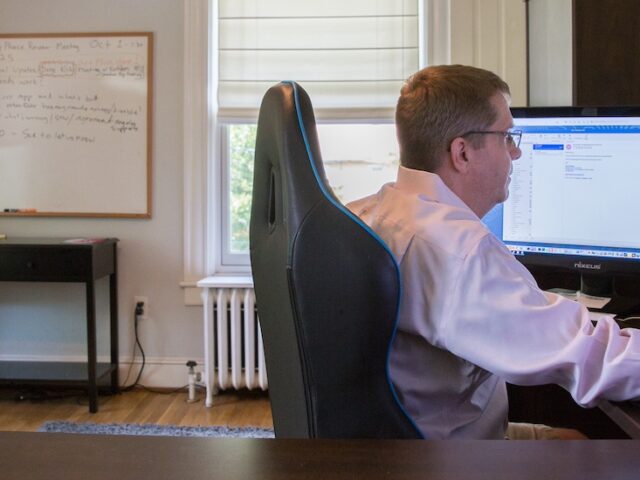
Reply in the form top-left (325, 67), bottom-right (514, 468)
top-left (347, 65), bottom-right (640, 440)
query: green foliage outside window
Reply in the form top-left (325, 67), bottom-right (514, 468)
top-left (227, 123), bottom-right (397, 256)
top-left (229, 124), bottom-right (257, 253)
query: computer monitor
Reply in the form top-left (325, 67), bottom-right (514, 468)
top-left (484, 106), bottom-right (640, 313)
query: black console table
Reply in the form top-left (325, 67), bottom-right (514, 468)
top-left (0, 237), bottom-right (119, 412)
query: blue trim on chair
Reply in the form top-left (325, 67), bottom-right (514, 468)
top-left (286, 81), bottom-right (425, 439)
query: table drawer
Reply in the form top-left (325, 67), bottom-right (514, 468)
top-left (0, 249), bottom-right (91, 281)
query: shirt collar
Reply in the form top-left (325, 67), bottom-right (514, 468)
top-left (394, 166), bottom-right (474, 214)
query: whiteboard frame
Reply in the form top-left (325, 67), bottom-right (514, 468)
top-left (0, 32), bottom-right (153, 218)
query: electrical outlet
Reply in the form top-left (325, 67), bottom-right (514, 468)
top-left (134, 296), bottom-right (149, 320)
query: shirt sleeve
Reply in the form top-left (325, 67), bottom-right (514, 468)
top-left (441, 233), bottom-right (640, 407)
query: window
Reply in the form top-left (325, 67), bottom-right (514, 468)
top-left (222, 123), bottom-right (400, 264)
top-left (183, 0), bottom-right (527, 291)
top-left (227, 124), bottom-right (256, 255)
top-left (216, 0), bottom-right (420, 269)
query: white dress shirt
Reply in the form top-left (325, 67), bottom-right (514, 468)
top-left (347, 166), bottom-right (640, 439)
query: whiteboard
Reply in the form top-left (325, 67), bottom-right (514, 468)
top-left (0, 33), bottom-right (152, 218)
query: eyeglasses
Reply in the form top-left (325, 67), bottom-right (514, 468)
top-left (461, 129), bottom-right (522, 149)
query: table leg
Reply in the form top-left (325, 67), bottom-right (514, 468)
top-left (109, 249), bottom-right (119, 393)
top-left (86, 280), bottom-right (98, 413)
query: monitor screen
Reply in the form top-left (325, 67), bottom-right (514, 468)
top-left (484, 106), bottom-right (640, 301)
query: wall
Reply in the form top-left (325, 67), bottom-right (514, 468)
top-left (527, 0), bottom-right (573, 106)
top-left (449, 0), bottom-right (527, 106)
top-left (0, 0), bottom-right (201, 386)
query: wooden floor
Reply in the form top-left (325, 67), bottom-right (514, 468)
top-left (0, 386), bottom-right (273, 432)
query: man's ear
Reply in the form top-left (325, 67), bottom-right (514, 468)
top-left (449, 137), bottom-right (470, 174)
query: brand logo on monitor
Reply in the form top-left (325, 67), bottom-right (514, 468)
top-left (574, 261), bottom-right (601, 270)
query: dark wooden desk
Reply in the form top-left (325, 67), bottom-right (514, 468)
top-left (1, 432), bottom-right (640, 480)
top-left (0, 237), bottom-right (119, 412)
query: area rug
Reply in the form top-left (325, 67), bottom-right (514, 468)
top-left (39, 421), bottom-right (274, 438)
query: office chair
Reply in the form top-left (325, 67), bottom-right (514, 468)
top-left (249, 81), bottom-right (423, 439)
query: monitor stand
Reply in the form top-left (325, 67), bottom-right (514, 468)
top-left (580, 273), bottom-right (613, 297)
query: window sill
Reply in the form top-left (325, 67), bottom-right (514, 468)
top-left (181, 275), bottom-right (254, 305)
top-left (196, 275), bottom-right (254, 289)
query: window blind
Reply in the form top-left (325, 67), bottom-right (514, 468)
top-left (218, 0), bottom-right (419, 119)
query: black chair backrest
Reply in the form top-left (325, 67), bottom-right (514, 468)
top-left (250, 82), bottom-right (422, 439)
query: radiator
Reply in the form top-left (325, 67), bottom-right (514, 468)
top-left (201, 286), bottom-right (268, 407)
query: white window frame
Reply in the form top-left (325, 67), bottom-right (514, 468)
top-left (182, 0), bottom-right (526, 301)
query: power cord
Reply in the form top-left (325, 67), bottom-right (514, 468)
top-left (119, 303), bottom-right (204, 396)
top-left (121, 302), bottom-right (146, 392)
